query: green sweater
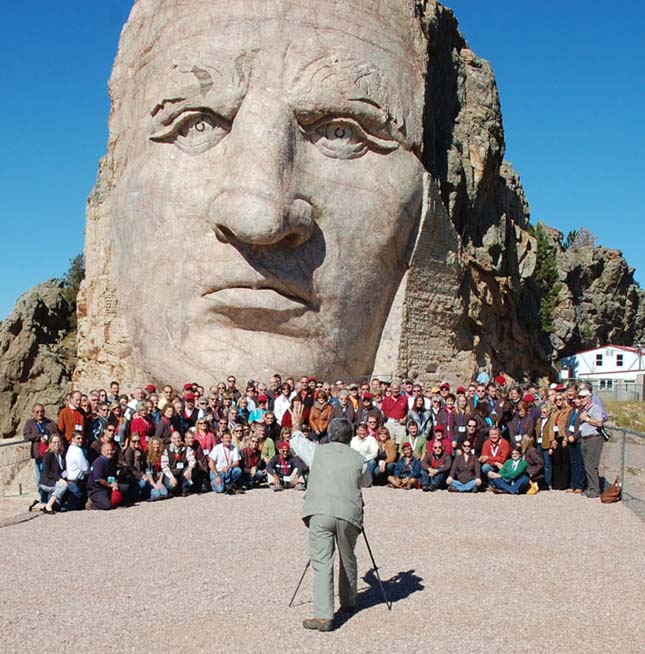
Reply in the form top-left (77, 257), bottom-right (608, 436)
top-left (499, 458), bottom-right (528, 481)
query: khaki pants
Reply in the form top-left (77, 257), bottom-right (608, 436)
top-left (308, 514), bottom-right (361, 619)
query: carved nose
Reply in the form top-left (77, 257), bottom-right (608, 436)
top-left (212, 192), bottom-right (314, 249)
top-left (210, 89), bottom-right (314, 249)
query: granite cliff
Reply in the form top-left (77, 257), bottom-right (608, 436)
top-left (0, 1), bottom-right (643, 438)
top-left (0, 281), bottom-right (75, 439)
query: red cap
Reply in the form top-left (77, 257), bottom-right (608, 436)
top-left (522, 393), bottom-right (535, 403)
top-left (145, 384), bottom-right (156, 393)
top-left (308, 376), bottom-right (317, 382)
top-left (363, 392), bottom-right (373, 400)
top-left (440, 382), bottom-right (450, 390)
top-left (456, 386), bottom-right (466, 394)
top-left (183, 383), bottom-right (193, 391)
top-left (277, 440), bottom-right (290, 450)
top-left (401, 442), bottom-right (412, 450)
top-left (184, 392), bottom-right (195, 401)
top-left (433, 425), bottom-right (445, 433)
top-left (258, 394), bottom-right (268, 402)
top-left (494, 375), bottom-right (506, 386)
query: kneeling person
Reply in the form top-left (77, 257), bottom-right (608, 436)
top-left (267, 441), bottom-right (305, 491)
top-left (87, 442), bottom-right (122, 510)
top-left (420, 440), bottom-right (451, 491)
top-left (209, 431), bottom-right (243, 494)
top-left (388, 442), bottom-right (421, 489)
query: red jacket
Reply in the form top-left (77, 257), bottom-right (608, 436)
top-left (480, 438), bottom-right (510, 466)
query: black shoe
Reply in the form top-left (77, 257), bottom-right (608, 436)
top-left (28, 500), bottom-right (39, 512)
top-left (422, 485), bottom-right (430, 492)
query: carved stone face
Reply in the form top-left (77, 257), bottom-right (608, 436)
top-left (111, 0), bottom-right (426, 385)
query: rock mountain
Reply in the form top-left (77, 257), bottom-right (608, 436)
top-left (0, 1), bottom-right (643, 437)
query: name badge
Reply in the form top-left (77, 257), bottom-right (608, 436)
top-left (569, 425), bottom-right (575, 433)
top-left (177, 462), bottom-right (185, 470)
top-left (203, 449), bottom-right (209, 456)
top-left (458, 426), bottom-right (466, 433)
top-left (75, 424), bottom-right (83, 432)
top-left (554, 426), bottom-right (559, 433)
top-left (115, 434), bottom-right (121, 443)
top-left (514, 435), bottom-right (521, 442)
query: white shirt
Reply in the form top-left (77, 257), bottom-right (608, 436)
top-left (290, 431), bottom-right (372, 487)
top-left (407, 396), bottom-right (431, 411)
top-left (65, 443), bottom-right (90, 481)
top-left (273, 394), bottom-right (291, 424)
top-left (350, 435), bottom-right (379, 461)
top-left (209, 443), bottom-right (240, 470)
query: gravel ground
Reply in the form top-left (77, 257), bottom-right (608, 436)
top-left (2, 487), bottom-right (644, 654)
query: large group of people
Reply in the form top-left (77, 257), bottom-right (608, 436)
top-left (23, 372), bottom-right (609, 514)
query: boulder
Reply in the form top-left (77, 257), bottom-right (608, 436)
top-left (0, 281), bottom-right (75, 439)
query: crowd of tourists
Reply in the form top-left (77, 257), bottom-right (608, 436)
top-left (23, 372), bottom-right (608, 514)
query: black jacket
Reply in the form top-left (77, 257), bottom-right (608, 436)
top-left (40, 450), bottom-right (66, 487)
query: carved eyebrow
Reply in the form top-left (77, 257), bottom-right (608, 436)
top-left (148, 56), bottom-right (249, 121)
top-left (287, 56), bottom-right (409, 143)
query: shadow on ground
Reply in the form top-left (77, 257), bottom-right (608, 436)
top-left (334, 568), bottom-right (424, 627)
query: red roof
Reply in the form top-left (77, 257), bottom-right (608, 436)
top-left (567, 344), bottom-right (641, 357)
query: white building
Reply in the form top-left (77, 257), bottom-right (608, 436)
top-left (559, 345), bottom-right (645, 393)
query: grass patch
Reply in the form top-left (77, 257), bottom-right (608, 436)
top-left (605, 401), bottom-right (645, 433)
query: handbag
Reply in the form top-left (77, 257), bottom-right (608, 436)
top-left (600, 477), bottom-right (622, 504)
top-left (598, 425), bottom-right (611, 442)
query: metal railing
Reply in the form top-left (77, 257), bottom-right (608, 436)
top-left (0, 439), bottom-right (33, 497)
top-left (603, 426), bottom-right (645, 517)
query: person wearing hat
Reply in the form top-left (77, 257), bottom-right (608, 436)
top-left (577, 389), bottom-right (605, 498)
top-left (266, 440), bottom-right (306, 491)
top-left (347, 383), bottom-right (361, 410)
top-left (248, 394), bottom-right (269, 424)
top-left (439, 381), bottom-right (451, 402)
top-left (388, 441), bottom-right (422, 489)
top-left (354, 392), bottom-right (382, 429)
top-left (289, 408), bottom-right (371, 631)
top-left (178, 392), bottom-right (198, 435)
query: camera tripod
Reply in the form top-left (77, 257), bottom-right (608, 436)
top-left (288, 526), bottom-right (392, 611)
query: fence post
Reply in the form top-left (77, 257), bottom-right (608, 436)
top-left (620, 429), bottom-right (626, 490)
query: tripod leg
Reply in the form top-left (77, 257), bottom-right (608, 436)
top-left (288, 559), bottom-right (311, 607)
top-left (362, 528), bottom-right (392, 610)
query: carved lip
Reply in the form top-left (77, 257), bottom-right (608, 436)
top-left (202, 280), bottom-right (315, 316)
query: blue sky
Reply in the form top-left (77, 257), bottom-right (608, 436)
top-left (0, 0), bottom-right (643, 320)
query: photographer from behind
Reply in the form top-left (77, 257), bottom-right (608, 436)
top-left (290, 406), bottom-right (372, 632)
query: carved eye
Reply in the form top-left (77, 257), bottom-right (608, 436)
top-left (150, 110), bottom-right (229, 155)
top-left (309, 119), bottom-right (369, 159)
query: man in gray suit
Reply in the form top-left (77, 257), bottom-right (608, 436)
top-left (291, 410), bottom-right (372, 631)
